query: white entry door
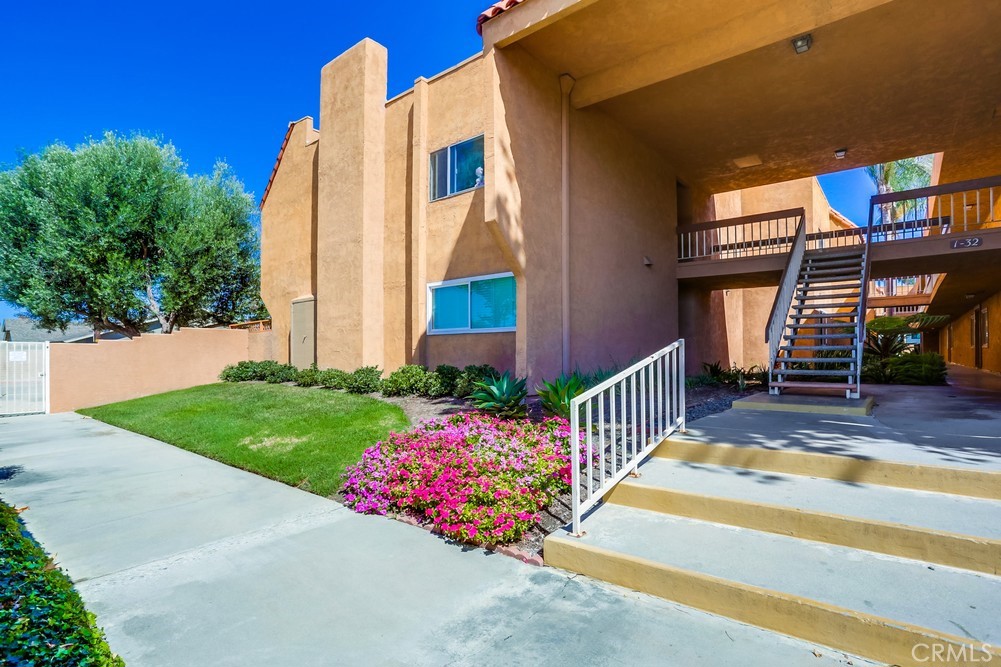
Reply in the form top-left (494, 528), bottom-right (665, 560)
top-left (0, 342), bottom-right (49, 417)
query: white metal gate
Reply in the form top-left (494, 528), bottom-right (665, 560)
top-left (0, 342), bottom-right (49, 417)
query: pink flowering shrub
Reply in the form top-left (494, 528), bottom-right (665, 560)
top-left (342, 413), bottom-right (581, 546)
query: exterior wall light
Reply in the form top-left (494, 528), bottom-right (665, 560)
top-left (834, 148), bottom-right (847, 159)
top-left (792, 34), bottom-right (813, 54)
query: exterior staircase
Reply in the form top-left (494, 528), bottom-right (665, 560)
top-left (770, 247), bottom-right (867, 398)
top-left (545, 437), bottom-right (1001, 667)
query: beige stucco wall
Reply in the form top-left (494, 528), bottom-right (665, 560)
top-left (260, 120), bottom-right (318, 365)
top-left (487, 44), bottom-right (681, 383)
top-left (709, 177), bottom-right (850, 370)
top-left (316, 39), bottom-right (387, 371)
top-left (49, 329), bottom-right (251, 413)
top-left (943, 289), bottom-right (1000, 373)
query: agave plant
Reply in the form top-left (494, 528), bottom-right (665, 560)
top-left (469, 371), bottom-right (528, 419)
top-left (536, 374), bottom-right (586, 420)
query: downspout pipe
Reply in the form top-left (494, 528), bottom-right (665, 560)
top-left (560, 73), bottom-right (576, 375)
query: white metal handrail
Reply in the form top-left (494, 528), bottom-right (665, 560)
top-left (569, 339), bottom-right (686, 535)
top-left (765, 211), bottom-right (808, 391)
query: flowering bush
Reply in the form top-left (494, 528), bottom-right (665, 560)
top-left (342, 413), bottom-right (583, 546)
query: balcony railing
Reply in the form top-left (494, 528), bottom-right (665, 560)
top-left (678, 208), bottom-right (804, 261)
top-left (678, 175), bottom-right (1001, 263)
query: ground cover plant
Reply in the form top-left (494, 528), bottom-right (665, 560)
top-left (0, 501), bottom-right (123, 666)
top-left (79, 383), bottom-right (408, 496)
top-left (342, 413), bottom-right (581, 546)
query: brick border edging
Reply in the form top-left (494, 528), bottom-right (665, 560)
top-left (393, 513), bottom-right (545, 567)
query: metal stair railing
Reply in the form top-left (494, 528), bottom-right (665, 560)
top-left (569, 339), bottom-right (685, 536)
top-left (765, 210), bottom-right (808, 394)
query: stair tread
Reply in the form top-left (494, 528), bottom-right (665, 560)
top-left (774, 368), bottom-right (856, 376)
top-left (791, 302), bottom-right (859, 309)
top-left (559, 504), bottom-right (1001, 645)
top-left (625, 457), bottom-right (1001, 543)
top-left (769, 380), bottom-right (858, 389)
top-left (789, 312), bottom-right (859, 319)
top-left (774, 357), bottom-right (854, 364)
top-left (786, 322), bottom-right (857, 328)
top-left (779, 345), bottom-right (855, 351)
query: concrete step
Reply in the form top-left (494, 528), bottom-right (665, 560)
top-left (607, 456), bottom-right (1001, 574)
top-left (655, 437), bottom-right (1001, 501)
top-left (769, 380), bottom-right (858, 393)
top-left (544, 505), bottom-right (1001, 666)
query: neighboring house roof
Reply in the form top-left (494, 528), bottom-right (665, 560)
top-left (1, 317), bottom-right (165, 343)
top-left (477, 0), bottom-right (528, 35)
top-left (1, 317), bottom-right (95, 343)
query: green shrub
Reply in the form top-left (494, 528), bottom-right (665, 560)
top-left (264, 363), bottom-right (299, 384)
top-left (381, 365), bottom-right (430, 396)
top-left (219, 360), bottom-right (282, 382)
top-left (345, 366), bottom-right (383, 394)
top-left (296, 365), bottom-right (321, 387)
top-left (420, 371), bottom-right (450, 399)
top-left (469, 371), bottom-right (527, 419)
top-left (433, 365), bottom-right (462, 396)
top-left (886, 353), bottom-right (947, 385)
top-left (454, 364), bottom-right (499, 398)
top-left (575, 364), bottom-right (620, 389)
top-left (861, 358), bottom-right (895, 384)
top-left (317, 368), bottom-right (350, 389)
top-left (1, 502), bottom-right (124, 666)
top-left (536, 374), bottom-right (586, 419)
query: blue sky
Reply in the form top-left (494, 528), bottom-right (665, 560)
top-left (0, 1), bottom-right (874, 322)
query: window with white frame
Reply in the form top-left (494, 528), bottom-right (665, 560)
top-left (429, 135), bottom-right (484, 201)
top-left (428, 273), bottom-right (516, 334)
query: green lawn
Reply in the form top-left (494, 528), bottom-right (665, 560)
top-left (79, 383), bottom-right (410, 497)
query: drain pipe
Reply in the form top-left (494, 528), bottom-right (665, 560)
top-left (560, 73), bottom-right (575, 375)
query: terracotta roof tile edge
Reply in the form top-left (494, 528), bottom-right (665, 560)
top-left (260, 117), bottom-right (314, 209)
top-left (476, 0), bottom-right (528, 35)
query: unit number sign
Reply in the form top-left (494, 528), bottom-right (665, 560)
top-left (950, 237), bottom-right (983, 249)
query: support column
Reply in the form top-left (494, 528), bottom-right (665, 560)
top-left (409, 77), bottom-right (429, 366)
top-left (316, 39), bottom-right (387, 370)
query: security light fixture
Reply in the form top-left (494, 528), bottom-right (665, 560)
top-left (834, 148), bottom-right (847, 159)
top-left (966, 293), bottom-right (977, 300)
top-left (792, 34), bottom-right (813, 54)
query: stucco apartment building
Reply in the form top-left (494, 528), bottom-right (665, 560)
top-left (261, 0), bottom-right (1001, 382)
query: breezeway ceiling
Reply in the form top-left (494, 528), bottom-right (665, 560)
top-left (506, 0), bottom-right (1001, 194)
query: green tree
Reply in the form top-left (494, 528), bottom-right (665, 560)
top-left (864, 155), bottom-right (933, 224)
top-left (0, 133), bottom-right (265, 337)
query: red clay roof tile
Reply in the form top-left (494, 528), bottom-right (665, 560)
top-left (477, 0), bottom-right (528, 35)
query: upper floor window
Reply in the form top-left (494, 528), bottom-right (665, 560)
top-left (428, 272), bottom-right (515, 334)
top-left (430, 135), bottom-right (484, 201)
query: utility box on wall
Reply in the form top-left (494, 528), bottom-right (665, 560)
top-left (291, 297), bottom-right (317, 369)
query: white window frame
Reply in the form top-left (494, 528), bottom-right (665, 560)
top-left (427, 272), bottom-right (516, 335)
top-left (429, 135), bottom-right (485, 202)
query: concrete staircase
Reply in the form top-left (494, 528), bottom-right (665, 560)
top-left (770, 247), bottom-right (866, 397)
top-left (545, 438), bottom-right (1001, 667)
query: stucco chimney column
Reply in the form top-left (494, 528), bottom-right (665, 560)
top-left (316, 39), bottom-right (388, 370)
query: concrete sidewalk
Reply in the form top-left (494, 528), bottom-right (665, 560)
top-left (0, 412), bottom-right (866, 667)
top-left (678, 364), bottom-right (1001, 471)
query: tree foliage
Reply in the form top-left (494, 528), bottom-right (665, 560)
top-left (0, 133), bottom-right (265, 337)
